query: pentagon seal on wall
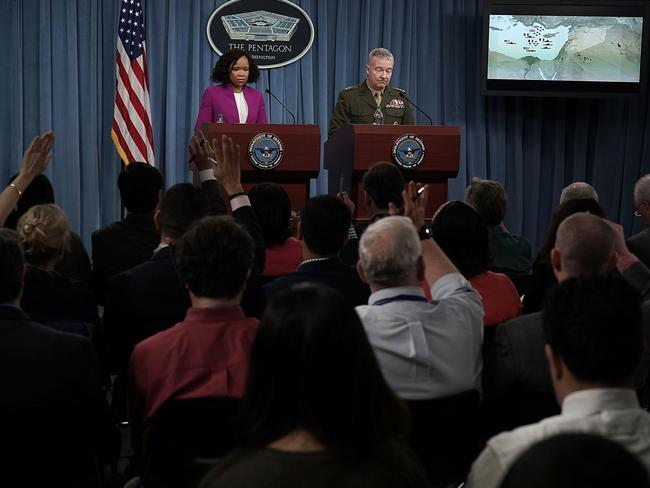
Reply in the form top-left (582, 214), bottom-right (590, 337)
top-left (207, 0), bottom-right (315, 69)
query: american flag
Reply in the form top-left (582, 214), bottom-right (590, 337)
top-left (111, 0), bottom-right (155, 165)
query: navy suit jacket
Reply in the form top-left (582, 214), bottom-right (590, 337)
top-left (91, 211), bottom-right (160, 304)
top-left (265, 257), bottom-right (370, 307)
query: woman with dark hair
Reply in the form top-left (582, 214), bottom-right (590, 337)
top-left (430, 201), bottom-right (521, 327)
top-left (200, 284), bottom-right (429, 488)
top-left (195, 49), bottom-right (267, 127)
top-left (522, 198), bottom-right (606, 314)
top-left (248, 183), bottom-right (301, 278)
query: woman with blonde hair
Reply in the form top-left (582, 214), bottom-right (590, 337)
top-left (17, 204), bottom-right (98, 333)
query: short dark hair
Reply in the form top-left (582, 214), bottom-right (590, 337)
top-left (0, 229), bottom-right (25, 303)
top-left (300, 196), bottom-right (351, 256)
top-left (464, 177), bottom-right (507, 226)
top-left (211, 49), bottom-right (260, 85)
top-left (158, 183), bottom-right (209, 240)
top-left (362, 162), bottom-right (404, 210)
top-left (239, 284), bottom-right (409, 451)
top-left (542, 273), bottom-right (642, 384)
top-left (117, 162), bottom-right (162, 213)
top-left (500, 433), bottom-right (650, 488)
top-left (539, 198), bottom-right (606, 265)
top-left (5, 174), bottom-right (55, 230)
top-left (430, 200), bottom-right (492, 278)
top-left (176, 216), bottom-right (254, 299)
top-left (248, 183), bottom-right (291, 247)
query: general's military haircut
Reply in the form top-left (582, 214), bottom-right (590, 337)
top-left (328, 80), bottom-right (415, 136)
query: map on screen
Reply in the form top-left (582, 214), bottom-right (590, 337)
top-left (487, 15), bottom-right (643, 82)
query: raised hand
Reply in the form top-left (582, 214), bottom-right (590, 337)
top-left (187, 131), bottom-right (217, 173)
top-left (20, 131), bottom-right (54, 180)
top-left (389, 181), bottom-right (428, 229)
top-left (337, 191), bottom-right (355, 215)
top-left (213, 134), bottom-right (243, 196)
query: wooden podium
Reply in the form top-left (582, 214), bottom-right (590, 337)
top-left (324, 124), bottom-right (460, 218)
top-left (200, 124), bottom-right (320, 211)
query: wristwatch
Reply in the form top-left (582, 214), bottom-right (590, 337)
top-left (418, 224), bottom-right (432, 240)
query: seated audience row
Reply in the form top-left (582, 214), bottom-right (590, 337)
top-left (467, 273), bottom-right (650, 487)
top-left (4, 130), bottom-right (650, 488)
top-left (0, 228), bottom-right (119, 486)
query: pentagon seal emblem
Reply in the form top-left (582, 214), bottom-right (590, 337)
top-left (248, 133), bottom-right (284, 170)
top-left (392, 135), bottom-right (425, 169)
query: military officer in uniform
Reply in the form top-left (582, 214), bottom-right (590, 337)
top-left (328, 48), bottom-right (415, 136)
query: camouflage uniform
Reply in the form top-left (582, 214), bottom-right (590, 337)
top-left (328, 80), bottom-right (415, 136)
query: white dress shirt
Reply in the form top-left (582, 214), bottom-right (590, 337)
top-left (466, 388), bottom-right (650, 488)
top-left (234, 91), bottom-right (248, 124)
top-left (356, 272), bottom-right (484, 400)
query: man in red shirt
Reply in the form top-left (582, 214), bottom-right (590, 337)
top-left (128, 135), bottom-right (260, 433)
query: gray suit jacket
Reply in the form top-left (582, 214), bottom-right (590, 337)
top-left (628, 228), bottom-right (650, 271)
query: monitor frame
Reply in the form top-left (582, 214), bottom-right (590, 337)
top-left (481, 0), bottom-right (650, 98)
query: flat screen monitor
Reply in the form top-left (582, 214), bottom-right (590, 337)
top-left (481, 1), bottom-right (649, 97)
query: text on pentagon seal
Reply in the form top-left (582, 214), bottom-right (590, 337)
top-left (248, 133), bottom-right (284, 170)
top-left (392, 134), bottom-right (426, 169)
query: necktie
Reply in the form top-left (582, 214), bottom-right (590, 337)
top-left (374, 92), bottom-right (382, 107)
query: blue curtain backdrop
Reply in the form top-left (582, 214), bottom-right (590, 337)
top-left (2, 0), bottom-right (650, 253)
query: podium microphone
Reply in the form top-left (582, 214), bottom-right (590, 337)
top-left (398, 92), bottom-right (433, 125)
top-left (265, 89), bottom-right (296, 124)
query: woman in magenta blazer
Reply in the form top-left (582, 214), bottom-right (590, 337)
top-left (195, 49), bottom-right (268, 128)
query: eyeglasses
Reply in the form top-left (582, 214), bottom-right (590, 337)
top-left (635, 201), bottom-right (648, 217)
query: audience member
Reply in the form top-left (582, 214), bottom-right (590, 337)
top-left (558, 181), bottom-right (599, 204)
top-left (356, 184), bottom-right (483, 400)
top-left (465, 177), bottom-right (532, 274)
top-left (341, 161), bottom-right (404, 265)
top-left (0, 228), bottom-right (119, 486)
top-left (266, 195), bottom-right (370, 306)
top-left (499, 433), bottom-right (650, 488)
top-left (129, 215), bottom-right (258, 435)
top-left (466, 273), bottom-right (650, 488)
top-left (91, 161), bottom-right (162, 304)
top-left (248, 182), bottom-right (301, 278)
top-left (523, 197), bottom-right (605, 314)
top-left (0, 131), bottom-right (54, 226)
top-left (5, 171), bottom-right (92, 284)
top-left (483, 213), bottom-right (615, 430)
top-left (430, 200), bottom-right (521, 326)
top-left (200, 284), bottom-right (429, 488)
top-left (103, 134), bottom-right (263, 378)
top-left (629, 174), bottom-right (650, 268)
top-left (17, 204), bottom-right (99, 331)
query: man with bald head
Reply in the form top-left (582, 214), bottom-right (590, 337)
top-left (628, 174), bottom-right (650, 268)
top-left (484, 212), bottom-right (650, 430)
top-left (559, 181), bottom-right (598, 205)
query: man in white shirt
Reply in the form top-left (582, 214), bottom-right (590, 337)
top-left (355, 184), bottom-right (484, 399)
top-left (466, 273), bottom-right (650, 488)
